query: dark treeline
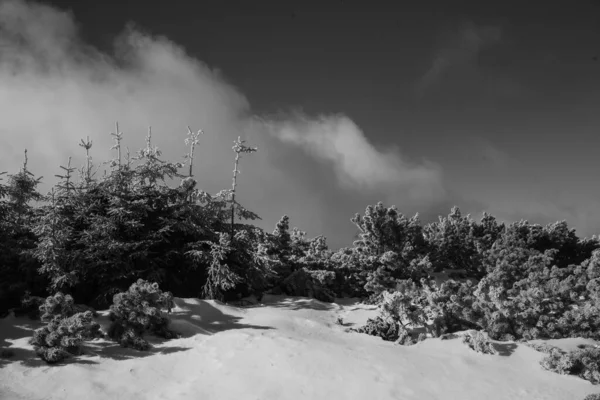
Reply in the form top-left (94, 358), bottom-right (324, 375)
top-left (2, 126), bottom-right (600, 351)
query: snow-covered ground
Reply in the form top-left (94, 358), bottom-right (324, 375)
top-left (0, 295), bottom-right (598, 400)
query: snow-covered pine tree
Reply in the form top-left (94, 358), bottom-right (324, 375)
top-left (0, 150), bottom-right (45, 315)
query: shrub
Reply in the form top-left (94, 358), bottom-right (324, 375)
top-left (418, 279), bottom-right (482, 337)
top-left (329, 247), bottom-right (370, 298)
top-left (423, 207), bottom-right (484, 277)
top-left (473, 242), bottom-right (600, 341)
top-left (396, 328), bottom-right (416, 346)
top-left (462, 331), bottom-right (497, 355)
top-left (540, 347), bottom-right (600, 384)
top-left (30, 310), bottom-right (100, 364)
top-left (280, 268), bottom-right (335, 303)
top-left (107, 279), bottom-right (177, 351)
top-left (583, 394), bottom-right (600, 400)
top-left (14, 291), bottom-right (45, 319)
top-left (352, 289), bottom-right (421, 344)
top-left (368, 280), bottom-right (482, 340)
top-left (348, 203), bottom-right (430, 295)
top-left (39, 292), bottom-right (76, 322)
top-left (352, 316), bottom-right (401, 342)
top-left (525, 342), bottom-right (558, 354)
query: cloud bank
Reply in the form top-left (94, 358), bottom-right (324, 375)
top-left (0, 0), bottom-right (447, 249)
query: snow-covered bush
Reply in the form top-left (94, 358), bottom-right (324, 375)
top-left (540, 347), bottom-right (600, 384)
top-left (417, 279), bottom-right (482, 337)
top-left (352, 289), bottom-right (421, 344)
top-left (462, 331), bottom-right (497, 355)
top-left (346, 203), bottom-right (431, 296)
top-left (30, 310), bottom-right (100, 364)
top-left (107, 279), bottom-right (177, 351)
top-left (473, 244), bottom-right (600, 340)
top-left (525, 342), bottom-right (557, 354)
top-left (423, 207), bottom-right (487, 277)
top-left (351, 316), bottom-right (402, 342)
top-left (280, 268), bottom-right (335, 302)
top-left (361, 278), bottom-right (482, 341)
top-left (39, 292), bottom-right (76, 322)
top-left (583, 394), bottom-right (600, 400)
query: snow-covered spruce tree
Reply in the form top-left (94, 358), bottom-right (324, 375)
top-left (263, 217), bottom-right (300, 281)
top-left (31, 126), bottom-right (217, 306)
top-left (0, 150), bottom-right (46, 316)
top-left (229, 136), bottom-right (257, 240)
top-left (185, 136), bottom-right (275, 301)
top-left (188, 214), bottom-right (275, 302)
top-left (196, 232), bottom-right (242, 301)
top-left (30, 157), bottom-right (83, 294)
top-left (263, 215), bottom-right (293, 281)
top-left (299, 235), bottom-right (340, 297)
top-left (107, 279), bottom-right (177, 350)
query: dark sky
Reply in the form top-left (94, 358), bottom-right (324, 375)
top-left (2, 0), bottom-right (600, 248)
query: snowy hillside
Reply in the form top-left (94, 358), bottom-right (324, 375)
top-left (1, 295), bottom-right (598, 400)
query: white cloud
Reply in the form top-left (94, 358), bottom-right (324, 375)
top-left (0, 0), bottom-right (447, 248)
top-left (260, 112), bottom-right (444, 200)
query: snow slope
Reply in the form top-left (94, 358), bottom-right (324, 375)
top-left (0, 295), bottom-right (598, 400)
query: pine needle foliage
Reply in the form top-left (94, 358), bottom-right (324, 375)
top-left (107, 279), bottom-right (177, 351)
top-left (0, 122), bottom-right (599, 360)
top-left (0, 150), bottom-right (45, 315)
top-left (30, 310), bottom-right (101, 364)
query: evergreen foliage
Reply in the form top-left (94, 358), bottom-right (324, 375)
top-left (0, 150), bottom-right (45, 316)
top-left (351, 316), bottom-right (402, 342)
top-left (0, 123), bottom-right (598, 371)
top-left (424, 207), bottom-right (482, 276)
top-left (583, 394), bottom-right (600, 400)
top-left (30, 310), bottom-right (101, 364)
top-left (355, 215), bottom-right (600, 343)
top-left (39, 292), bottom-right (77, 322)
top-left (107, 279), bottom-right (177, 351)
top-left (335, 202), bottom-right (430, 297)
top-left (540, 346), bottom-right (600, 385)
top-left (462, 331), bottom-right (497, 355)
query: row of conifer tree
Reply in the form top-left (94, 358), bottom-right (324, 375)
top-left (1, 125), bottom-right (599, 347)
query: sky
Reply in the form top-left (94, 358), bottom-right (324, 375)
top-left (1, 0), bottom-right (600, 249)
